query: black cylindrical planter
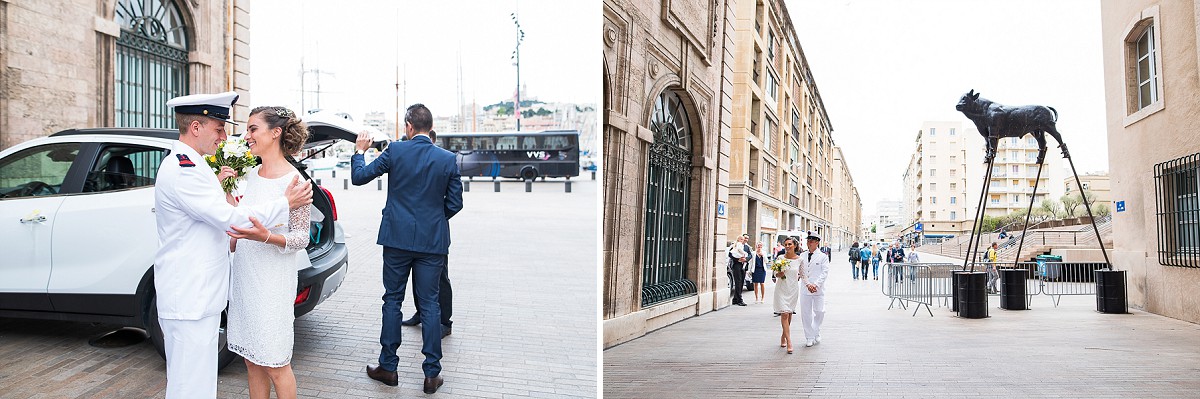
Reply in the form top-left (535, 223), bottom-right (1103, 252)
top-left (1000, 269), bottom-right (1029, 310)
top-left (950, 271), bottom-right (971, 312)
top-left (956, 272), bottom-right (988, 318)
top-left (1095, 270), bottom-right (1128, 314)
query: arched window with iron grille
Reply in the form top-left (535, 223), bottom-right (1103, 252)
top-left (115, 0), bottom-right (189, 129)
top-left (641, 89), bottom-right (697, 307)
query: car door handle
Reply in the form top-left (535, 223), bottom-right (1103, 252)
top-left (20, 215), bottom-right (47, 223)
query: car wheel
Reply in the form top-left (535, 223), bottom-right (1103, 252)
top-left (147, 295), bottom-right (240, 370)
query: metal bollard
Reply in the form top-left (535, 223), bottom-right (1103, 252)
top-left (525, 179), bottom-right (532, 192)
top-left (332, 170), bottom-right (336, 178)
top-left (315, 178), bottom-right (321, 186)
top-left (494, 181), bottom-right (501, 192)
top-left (377, 179), bottom-right (383, 191)
top-left (464, 181), bottom-right (470, 192)
top-left (344, 179), bottom-right (349, 190)
top-left (591, 171), bottom-right (596, 180)
top-left (565, 181), bottom-right (572, 193)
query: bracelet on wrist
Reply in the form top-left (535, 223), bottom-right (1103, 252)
top-left (263, 232), bottom-right (272, 243)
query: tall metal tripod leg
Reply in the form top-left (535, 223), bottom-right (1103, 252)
top-left (963, 156), bottom-right (996, 272)
top-left (1065, 154), bottom-right (1113, 267)
top-left (1014, 150), bottom-right (1047, 268)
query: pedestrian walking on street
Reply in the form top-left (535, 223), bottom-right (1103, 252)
top-left (225, 106), bottom-right (313, 399)
top-left (858, 244), bottom-right (872, 280)
top-left (871, 244), bottom-right (883, 280)
top-left (889, 243), bottom-right (906, 282)
top-left (799, 233), bottom-right (829, 348)
top-left (848, 242), bottom-right (861, 280)
top-left (153, 92), bottom-right (313, 398)
top-left (773, 237), bottom-right (802, 353)
top-left (986, 242), bottom-right (1000, 294)
top-left (752, 243), bottom-right (768, 304)
top-left (727, 234), bottom-right (751, 306)
top-left (354, 104), bottom-right (463, 394)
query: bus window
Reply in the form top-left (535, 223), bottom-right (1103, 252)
top-left (522, 136), bottom-right (538, 149)
top-left (497, 136), bottom-right (518, 150)
top-left (544, 135), bottom-right (569, 149)
top-left (449, 137), bottom-right (468, 151)
top-left (473, 137), bottom-right (495, 150)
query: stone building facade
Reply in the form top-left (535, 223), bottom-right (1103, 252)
top-left (0, 0), bottom-right (251, 151)
top-left (831, 146), bottom-right (861, 250)
top-left (602, 0), bottom-right (735, 348)
top-left (726, 0), bottom-right (844, 249)
top-left (1101, 0), bottom-right (1200, 324)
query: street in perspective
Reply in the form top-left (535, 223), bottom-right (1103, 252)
top-left (604, 249), bottom-right (1200, 398)
top-left (0, 173), bottom-right (598, 398)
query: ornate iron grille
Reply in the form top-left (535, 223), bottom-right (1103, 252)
top-left (1155, 152), bottom-right (1200, 267)
top-left (115, 0), bottom-right (188, 129)
top-left (641, 90), bottom-right (696, 307)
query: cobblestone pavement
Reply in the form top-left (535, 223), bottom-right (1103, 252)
top-left (0, 173), bottom-right (598, 398)
top-left (604, 249), bottom-right (1200, 398)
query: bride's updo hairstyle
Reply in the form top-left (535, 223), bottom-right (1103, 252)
top-left (250, 106), bottom-right (309, 155)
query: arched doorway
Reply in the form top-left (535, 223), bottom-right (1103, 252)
top-left (641, 89), bottom-right (697, 306)
top-left (114, 0), bottom-right (189, 128)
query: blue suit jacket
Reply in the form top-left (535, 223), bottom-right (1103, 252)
top-left (351, 135), bottom-right (463, 255)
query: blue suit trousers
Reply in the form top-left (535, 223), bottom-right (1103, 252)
top-left (378, 247), bottom-right (445, 377)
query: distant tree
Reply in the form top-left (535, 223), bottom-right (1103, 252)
top-left (1061, 194), bottom-right (1081, 218)
top-left (1094, 203), bottom-right (1112, 217)
top-left (1035, 198), bottom-right (1063, 221)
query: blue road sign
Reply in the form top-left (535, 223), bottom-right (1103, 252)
top-left (1116, 201), bottom-right (1125, 212)
top-left (915, 223), bottom-right (924, 232)
top-left (717, 202), bottom-right (726, 217)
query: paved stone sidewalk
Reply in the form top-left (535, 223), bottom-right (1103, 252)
top-left (604, 249), bottom-right (1200, 398)
top-left (0, 175), bottom-right (598, 398)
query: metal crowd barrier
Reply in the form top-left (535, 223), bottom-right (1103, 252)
top-left (881, 263), bottom-right (957, 317)
top-left (883, 261), bottom-right (1112, 314)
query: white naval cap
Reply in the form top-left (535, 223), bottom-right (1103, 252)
top-left (805, 231), bottom-right (821, 242)
top-left (166, 91), bottom-right (240, 125)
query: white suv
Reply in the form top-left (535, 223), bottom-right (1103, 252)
top-left (0, 126), bottom-right (351, 369)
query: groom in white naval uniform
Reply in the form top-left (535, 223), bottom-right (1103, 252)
top-left (799, 232), bottom-right (829, 348)
top-left (154, 91), bottom-right (312, 398)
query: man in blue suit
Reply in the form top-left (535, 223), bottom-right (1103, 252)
top-left (352, 104), bottom-right (463, 394)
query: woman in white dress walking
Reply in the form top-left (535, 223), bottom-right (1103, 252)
top-left (773, 237), bottom-right (802, 354)
top-left (226, 106), bottom-right (311, 399)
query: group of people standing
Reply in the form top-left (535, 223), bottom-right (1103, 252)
top-left (848, 241), bottom-right (913, 280)
top-left (153, 92), bottom-right (461, 398)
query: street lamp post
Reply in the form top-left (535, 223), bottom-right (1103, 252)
top-left (511, 12), bottom-right (525, 131)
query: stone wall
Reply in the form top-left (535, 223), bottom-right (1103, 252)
top-left (0, 0), bottom-right (248, 151)
top-left (602, 0), bottom-right (734, 348)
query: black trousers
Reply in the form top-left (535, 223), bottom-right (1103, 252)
top-left (731, 262), bottom-right (746, 304)
top-left (408, 264), bottom-right (453, 327)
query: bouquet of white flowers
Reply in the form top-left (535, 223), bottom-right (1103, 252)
top-left (205, 138), bottom-right (257, 194)
top-left (770, 257), bottom-right (789, 279)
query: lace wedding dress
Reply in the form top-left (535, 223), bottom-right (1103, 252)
top-left (228, 166), bottom-right (310, 367)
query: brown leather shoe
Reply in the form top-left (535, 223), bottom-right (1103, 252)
top-left (423, 376), bottom-right (444, 394)
top-left (366, 364), bottom-right (398, 386)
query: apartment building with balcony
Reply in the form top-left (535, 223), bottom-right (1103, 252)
top-left (727, 0), bottom-right (847, 248)
top-left (983, 136), bottom-right (1065, 217)
top-left (901, 122), bottom-right (984, 241)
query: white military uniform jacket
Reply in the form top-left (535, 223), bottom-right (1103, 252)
top-left (153, 141), bottom-right (289, 320)
top-left (799, 249), bottom-right (830, 296)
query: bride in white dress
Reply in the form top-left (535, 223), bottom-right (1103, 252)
top-left (226, 106), bottom-right (310, 399)
top-left (773, 237), bottom-right (801, 354)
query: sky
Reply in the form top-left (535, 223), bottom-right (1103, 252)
top-left (784, 0), bottom-right (1108, 217)
top-left (249, 0), bottom-right (599, 122)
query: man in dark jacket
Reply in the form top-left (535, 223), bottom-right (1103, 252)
top-left (728, 234), bottom-right (751, 306)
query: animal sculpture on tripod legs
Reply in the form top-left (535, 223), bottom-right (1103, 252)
top-left (955, 89), bottom-right (1066, 163)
